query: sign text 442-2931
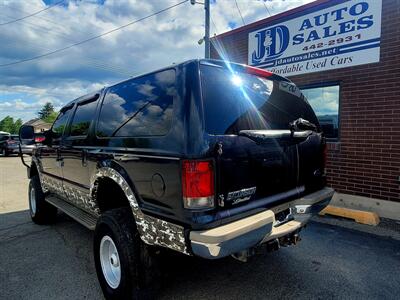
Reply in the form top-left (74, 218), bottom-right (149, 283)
top-left (248, 0), bottom-right (382, 76)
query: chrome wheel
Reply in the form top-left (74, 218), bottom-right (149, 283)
top-left (100, 235), bottom-right (121, 289)
top-left (30, 186), bottom-right (37, 215)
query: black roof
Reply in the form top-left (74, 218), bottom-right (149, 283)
top-left (60, 59), bottom-right (288, 109)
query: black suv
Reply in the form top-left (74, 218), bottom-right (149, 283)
top-left (20, 59), bottom-right (334, 299)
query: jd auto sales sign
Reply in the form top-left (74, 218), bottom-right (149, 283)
top-left (248, 0), bottom-right (382, 76)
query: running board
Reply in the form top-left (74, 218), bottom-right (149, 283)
top-left (45, 196), bottom-right (98, 230)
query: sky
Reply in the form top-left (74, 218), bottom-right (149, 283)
top-left (301, 85), bottom-right (339, 116)
top-left (0, 0), bottom-right (314, 122)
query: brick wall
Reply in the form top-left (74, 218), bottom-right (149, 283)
top-left (211, 0), bottom-right (400, 202)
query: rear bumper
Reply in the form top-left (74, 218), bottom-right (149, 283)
top-left (190, 187), bottom-right (334, 259)
top-left (6, 146), bottom-right (20, 154)
top-left (19, 145), bottom-right (35, 154)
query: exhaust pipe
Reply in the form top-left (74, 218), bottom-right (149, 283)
top-left (291, 233), bottom-right (301, 245)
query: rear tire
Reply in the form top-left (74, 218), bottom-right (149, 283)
top-left (94, 208), bottom-right (160, 300)
top-left (29, 175), bottom-right (57, 224)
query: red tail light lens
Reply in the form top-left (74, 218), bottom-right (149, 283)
top-left (182, 160), bottom-right (214, 209)
top-left (35, 136), bottom-right (45, 143)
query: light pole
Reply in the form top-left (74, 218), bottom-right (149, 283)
top-left (191, 0), bottom-right (210, 59)
top-left (204, 0), bottom-right (210, 59)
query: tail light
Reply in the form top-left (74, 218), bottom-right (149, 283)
top-left (35, 136), bottom-right (45, 143)
top-left (7, 140), bottom-right (16, 144)
top-left (182, 160), bottom-right (215, 209)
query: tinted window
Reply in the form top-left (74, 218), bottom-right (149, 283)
top-left (200, 65), bottom-right (319, 135)
top-left (301, 85), bottom-right (339, 139)
top-left (0, 134), bottom-right (9, 141)
top-left (52, 107), bottom-right (72, 138)
top-left (97, 69), bottom-right (175, 137)
top-left (70, 99), bottom-right (98, 137)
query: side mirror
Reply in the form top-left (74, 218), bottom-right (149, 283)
top-left (19, 125), bottom-right (35, 142)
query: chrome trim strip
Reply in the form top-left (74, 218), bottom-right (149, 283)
top-left (72, 146), bottom-right (181, 160)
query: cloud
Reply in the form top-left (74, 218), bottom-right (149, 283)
top-left (0, 101), bottom-right (13, 108)
top-left (0, 80), bottom-right (105, 120)
top-left (302, 85), bottom-right (339, 115)
top-left (0, 98), bottom-right (43, 121)
top-left (0, 0), bottom-right (313, 122)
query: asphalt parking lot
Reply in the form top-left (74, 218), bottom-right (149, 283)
top-left (1, 156), bottom-right (400, 299)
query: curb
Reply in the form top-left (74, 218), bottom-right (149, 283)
top-left (319, 205), bottom-right (380, 226)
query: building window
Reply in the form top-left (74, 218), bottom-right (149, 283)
top-left (301, 85), bottom-right (339, 140)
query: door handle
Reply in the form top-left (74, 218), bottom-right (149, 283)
top-left (82, 149), bottom-right (88, 167)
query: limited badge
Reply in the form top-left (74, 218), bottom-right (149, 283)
top-left (226, 187), bottom-right (257, 205)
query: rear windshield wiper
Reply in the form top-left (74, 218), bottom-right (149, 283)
top-left (289, 118), bottom-right (317, 132)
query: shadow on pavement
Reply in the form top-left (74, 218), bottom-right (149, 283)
top-left (1, 210), bottom-right (399, 300)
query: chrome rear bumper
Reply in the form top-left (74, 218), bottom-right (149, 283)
top-left (190, 187), bottom-right (334, 259)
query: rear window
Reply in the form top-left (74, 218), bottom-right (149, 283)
top-left (200, 65), bottom-right (319, 135)
top-left (97, 69), bottom-right (175, 137)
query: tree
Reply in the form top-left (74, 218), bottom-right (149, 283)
top-left (0, 116), bottom-right (22, 134)
top-left (43, 111), bottom-right (58, 124)
top-left (38, 102), bottom-right (55, 120)
top-left (0, 116), bottom-right (15, 133)
top-left (12, 118), bottom-right (23, 134)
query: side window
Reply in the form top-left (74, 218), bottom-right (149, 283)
top-left (97, 69), bottom-right (175, 137)
top-left (69, 99), bottom-right (98, 137)
top-left (52, 107), bottom-right (73, 139)
top-left (301, 85), bottom-right (340, 140)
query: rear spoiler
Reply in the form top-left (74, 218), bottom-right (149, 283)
top-left (199, 59), bottom-right (292, 83)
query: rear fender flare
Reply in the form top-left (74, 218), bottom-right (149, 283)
top-left (91, 166), bottom-right (189, 255)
